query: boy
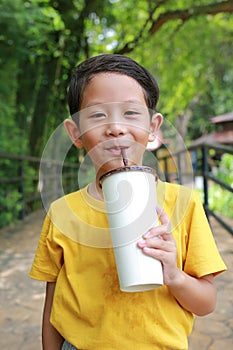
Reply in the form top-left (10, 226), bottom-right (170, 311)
top-left (30, 54), bottom-right (226, 350)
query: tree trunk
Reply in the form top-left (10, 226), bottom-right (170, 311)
top-left (29, 57), bottom-right (58, 157)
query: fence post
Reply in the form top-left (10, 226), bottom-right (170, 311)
top-left (177, 153), bottom-right (182, 185)
top-left (18, 159), bottom-right (25, 220)
top-left (164, 158), bottom-right (169, 182)
top-left (201, 146), bottom-right (209, 218)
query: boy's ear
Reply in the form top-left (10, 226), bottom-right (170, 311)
top-left (148, 113), bottom-right (163, 142)
top-left (64, 119), bottom-right (83, 148)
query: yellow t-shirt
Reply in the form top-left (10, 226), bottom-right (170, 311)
top-left (30, 180), bottom-right (226, 349)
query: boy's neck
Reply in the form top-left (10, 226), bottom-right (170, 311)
top-left (88, 182), bottom-right (104, 201)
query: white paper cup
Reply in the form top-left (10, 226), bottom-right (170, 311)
top-left (100, 166), bottom-right (164, 292)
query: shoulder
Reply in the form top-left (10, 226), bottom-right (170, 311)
top-left (50, 188), bottom-right (85, 211)
top-left (157, 180), bottom-right (204, 228)
top-left (157, 180), bottom-right (200, 207)
top-left (45, 188), bottom-right (88, 228)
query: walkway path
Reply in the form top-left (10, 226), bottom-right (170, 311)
top-left (0, 209), bottom-right (232, 349)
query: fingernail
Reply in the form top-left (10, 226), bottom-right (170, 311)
top-left (143, 231), bottom-right (153, 238)
top-left (137, 239), bottom-right (146, 247)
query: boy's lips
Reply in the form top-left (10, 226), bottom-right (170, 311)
top-left (107, 146), bottom-right (128, 156)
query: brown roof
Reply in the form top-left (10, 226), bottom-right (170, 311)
top-left (210, 111), bottom-right (233, 124)
top-left (191, 130), bottom-right (233, 146)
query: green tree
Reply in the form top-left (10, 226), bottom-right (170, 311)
top-left (1, 0), bottom-right (232, 157)
top-left (1, 0), bottom-right (233, 227)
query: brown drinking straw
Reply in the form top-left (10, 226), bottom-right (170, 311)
top-left (121, 148), bottom-right (128, 167)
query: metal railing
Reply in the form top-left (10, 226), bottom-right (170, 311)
top-left (1, 143), bottom-right (233, 235)
top-left (157, 143), bottom-right (233, 236)
top-left (0, 152), bottom-right (79, 222)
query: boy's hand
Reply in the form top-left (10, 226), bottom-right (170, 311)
top-left (138, 206), bottom-right (217, 316)
top-left (137, 206), bottom-right (180, 286)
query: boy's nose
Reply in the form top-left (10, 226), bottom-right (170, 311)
top-left (105, 121), bottom-right (127, 137)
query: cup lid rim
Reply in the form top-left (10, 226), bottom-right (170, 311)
top-left (99, 166), bottom-right (157, 187)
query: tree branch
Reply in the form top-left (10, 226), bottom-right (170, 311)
top-left (115, 0), bottom-right (169, 54)
top-left (149, 0), bottom-right (233, 34)
top-left (115, 0), bottom-right (233, 55)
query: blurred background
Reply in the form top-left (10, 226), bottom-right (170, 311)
top-left (0, 2), bottom-right (233, 349)
top-left (0, 0), bottom-right (232, 227)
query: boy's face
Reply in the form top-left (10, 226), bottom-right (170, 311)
top-left (65, 73), bottom-right (162, 177)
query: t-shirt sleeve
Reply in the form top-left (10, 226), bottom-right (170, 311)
top-left (183, 191), bottom-right (227, 278)
top-left (29, 210), bottom-right (63, 282)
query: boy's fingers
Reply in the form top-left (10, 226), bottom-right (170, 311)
top-left (156, 205), bottom-right (172, 235)
top-left (156, 205), bottom-right (169, 225)
top-left (142, 206), bottom-right (172, 240)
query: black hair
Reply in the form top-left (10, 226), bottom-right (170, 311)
top-left (67, 54), bottom-right (159, 116)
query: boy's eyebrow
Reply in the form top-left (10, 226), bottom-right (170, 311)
top-left (84, 99), bottom-right (146, 108)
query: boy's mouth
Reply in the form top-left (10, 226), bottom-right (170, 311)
top-left (107, 146), bottom-right (128, 157)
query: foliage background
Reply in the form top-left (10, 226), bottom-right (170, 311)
top-left (0, 0), bottom-right (233, 226)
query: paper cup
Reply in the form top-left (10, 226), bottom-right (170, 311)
top-left (100, 166), bottom-right (164, 292)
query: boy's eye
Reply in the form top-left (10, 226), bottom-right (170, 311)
top-left (89, 112), bottom-right (106, 119)
top-left (124, 110), bottom-right (141, 117)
